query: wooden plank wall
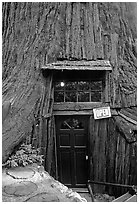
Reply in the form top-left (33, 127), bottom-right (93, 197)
top-left (89, 116), bottom-right (137, 196)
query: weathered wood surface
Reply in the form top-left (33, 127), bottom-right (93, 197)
top-left (42, 60), bottom-right (112, 70)
top-left (2, 101), bottom-right (11, 123)
top-left (112, 192), bottom-right (134, 202)
top-left (2, 2), bottom-right (136, 165)
top-left (53, 103), bottom-right (118, 116)
top-left (89, 116), bottom-right (137, 196)
top-left (54, 102), bottom-right (104, 111)
top-left (42, 60), bottom-right (111, 66)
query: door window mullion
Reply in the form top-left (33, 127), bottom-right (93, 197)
top-left (54, 80), bottom-right (103, 102)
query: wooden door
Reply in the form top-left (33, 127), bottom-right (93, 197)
top-left (56, 115), bottom-right (89, 187)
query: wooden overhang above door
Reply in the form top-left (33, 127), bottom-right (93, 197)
top-left (41, 60), bottom-right (112, 71)
top-left (41, 60), bottom-right (113, 116)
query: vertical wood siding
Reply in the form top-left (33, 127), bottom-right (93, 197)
top-left (89, 116), bottom-right (136, 195)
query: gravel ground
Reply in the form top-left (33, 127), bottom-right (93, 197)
top-left (94, 193), bottom-right (115, 202)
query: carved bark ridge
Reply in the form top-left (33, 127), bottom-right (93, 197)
top-left (2, 2), bottom-right (137, 163)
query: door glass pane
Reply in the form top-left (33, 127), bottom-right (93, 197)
top-left (78, 92), bottom-right (89, 102)
top-left (54, 91), bottom-right (64, 102)
top-left (61, 120), bottom-right (71, 129)
top-left (65, 82), bottom-right (77, 90)
top-left (78, 81), bottom-right (90, 90)
top-left (61, 118), bottom-right (84, 129)
top-left (55, 82), bottom-right (64, 90)
top-left (91, 91), bottom-right (101, 102)
top-left (65, 91), bottom-right (76, 102)
top-left (91, 81), bottom-right (102, 90)
top-left (72, 118), bottom-right (83, 129)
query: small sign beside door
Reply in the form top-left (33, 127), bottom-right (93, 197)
top-left (93, 106), bottom-right (111, 119)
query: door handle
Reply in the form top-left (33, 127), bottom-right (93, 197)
top-left (86, 155), bottom-right (88, 160)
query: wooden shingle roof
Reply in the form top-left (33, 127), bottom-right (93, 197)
top-left (42, 60), bottom-right (112, 71)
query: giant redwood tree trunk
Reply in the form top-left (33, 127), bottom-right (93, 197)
top-left (2, 2), bottom-right (137, 162)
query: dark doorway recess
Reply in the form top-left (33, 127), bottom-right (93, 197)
top-left (56, 115), bottom-right (89, 188)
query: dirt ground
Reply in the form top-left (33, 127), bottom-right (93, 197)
top-left (2, 163), bottom-right (121, 202)
top-left (2, 164), bottom-right (87, 202)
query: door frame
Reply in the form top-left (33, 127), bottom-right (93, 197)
top-left (55, 114), bottom-right (90, 187)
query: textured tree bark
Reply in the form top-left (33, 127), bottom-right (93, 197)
top-left (2, 101), bottom-right (11, 123)
top-left (2, 2), bottom-right (137, 162)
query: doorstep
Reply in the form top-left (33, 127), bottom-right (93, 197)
top-left (72, 188), bottom-right (92, 202)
